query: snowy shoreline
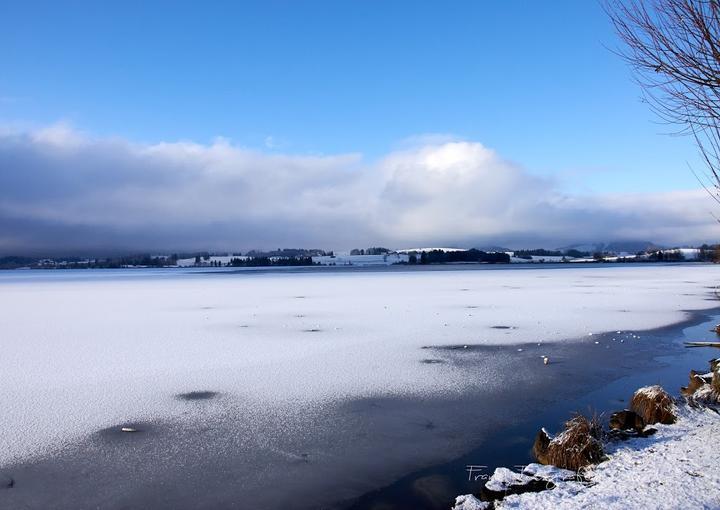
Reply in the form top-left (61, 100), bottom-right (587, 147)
top-left (454, 404), bottom-right (720, 510)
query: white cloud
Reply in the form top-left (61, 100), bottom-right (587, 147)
top-left (31, 121), bottom-right (87, 148)
top-left (0, 123), bottom-right (715, 254)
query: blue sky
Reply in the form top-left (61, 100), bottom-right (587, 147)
top-left (0, 1), bottom-right (715, 253)
top-left (0, 0), bottom-right (703, 193)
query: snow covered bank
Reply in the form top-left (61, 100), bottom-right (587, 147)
top-left (470, 406), bottom-right (720, 509)
top-left (2, 265), bottom-right (720, 467)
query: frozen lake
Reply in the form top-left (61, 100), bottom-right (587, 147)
top-left (1, 263), bottom-right (719, 508)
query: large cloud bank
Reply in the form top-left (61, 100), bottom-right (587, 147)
top-left (0, 124), bottom-right (715, 254)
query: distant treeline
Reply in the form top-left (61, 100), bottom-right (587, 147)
top-left (0, 252), bottom-right (319, 269)
top-left (5, 244), bottom-right (720, 270)
top-left (0, 256), bottom-right (37, 270)
top-left (0, 254), bottom-right (174, 269)
top-left (646, 244), bottom-right (718, 262)
top-left (350, 247), bottom-right (390, 255)
top-left (410, 249), bottom-right (510, 264)
top-left (245, 248), bottom-right (331, 258)
top-left (513, 249), bottom-right (590, 258)
top-left (228, 256), bottom-right (315, 267)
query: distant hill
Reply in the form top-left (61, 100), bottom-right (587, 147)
top-left (560, 241), bottom-right (662, 255)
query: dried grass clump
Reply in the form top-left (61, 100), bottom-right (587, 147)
top-left (693, 383), bottom-right (720, 403)
top-left (712, 358), bottom-right (720, 394)
top-left (681, 370), bottom-right (713, 397)
top-left (630, 385), bottom-right (676, 425)
top-left (689, 358), bottom-right (720, 404)
top-left (534, 415), bottom-right (605, 471)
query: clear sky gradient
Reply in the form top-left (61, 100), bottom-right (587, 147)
top-left (0, 0), bottom-right (702, 193)
top-left (0, 1), bottom-right (715, 254)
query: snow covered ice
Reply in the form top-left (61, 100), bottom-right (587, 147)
top-left (1, 264), bottom-right (720, 468)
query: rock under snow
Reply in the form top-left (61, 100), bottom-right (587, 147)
top-left (520, 463), bottom-right (577, 484)
top-left (452, 494), bottom-right (490, 510)
top-left (485, 467), bottom-right (536, 492)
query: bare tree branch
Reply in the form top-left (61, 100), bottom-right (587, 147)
top-left (607, 0), bottom-right (720, 200)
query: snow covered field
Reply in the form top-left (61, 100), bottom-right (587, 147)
top-left (1, 264), bottom-right (720, 471)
